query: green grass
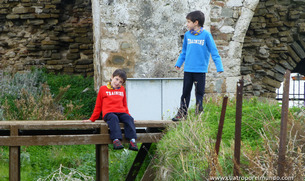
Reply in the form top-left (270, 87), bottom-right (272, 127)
top-left (0, 144), bottom-right (151, 180)
top-left (45, 72), bottom-right (96, 119)
top-left (155, 97), bottom-right (304, 180)
top-left (0, 146), bottom-right (9, 180)
top-left (201, 97), bottom-right (282, 146)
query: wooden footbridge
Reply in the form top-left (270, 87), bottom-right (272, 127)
top-left (0, 120), bottom-right (175, 181)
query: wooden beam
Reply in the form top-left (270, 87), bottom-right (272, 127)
top-left (126, 143), bottom-right (152, 180)
top-left (0, 120), bottom-right (174, 130)
top-left (0, 133), bottom-right (163, 146)
top-left (140, 159), bottom-right (156, 181)
top-left (278, 70), bottom-right (290, 177)
top-left (9, 125), bottom-right (20, 181)
top-left (234, 78), bottom-right (243, 177)
top-left (96, 125), bottom-right (109, 181)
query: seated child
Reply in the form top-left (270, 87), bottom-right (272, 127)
top-left (83, 69), bottom-right (138, 151)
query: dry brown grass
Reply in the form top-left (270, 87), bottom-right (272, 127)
top-left (243, 111), bottom-right (304, 180)
top-left (2, 84), bottom-right (82, 120)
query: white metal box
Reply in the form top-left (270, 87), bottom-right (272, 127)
top-left (126, 78), bottom-right (195, 120)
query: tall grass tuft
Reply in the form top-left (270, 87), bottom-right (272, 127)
top-left (154, 98), bottom-right (304, 180)
top-left (243, 110), bottom-right (305, 180)
top-left (155, 113), bottom-right (218, 180)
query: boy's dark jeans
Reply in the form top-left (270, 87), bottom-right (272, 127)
top-left (104, 113), bottom-right (137, 140)
top-left (179, 72), bottom-right (206, 116)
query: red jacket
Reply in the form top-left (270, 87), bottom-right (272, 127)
top-left (89, 85), bottom-right (129, 122)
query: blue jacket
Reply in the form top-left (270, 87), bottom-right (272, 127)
top-left (175, 30), bottom-right (224, 73)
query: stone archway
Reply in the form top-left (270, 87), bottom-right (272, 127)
top-left (241, 0), bottom-right (305, 98)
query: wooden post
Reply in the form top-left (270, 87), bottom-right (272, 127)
top-left (234, 78), bottom-right (243, 176)
top-left (126, 143), bottom-right (152, 181)
top-left (215, 96), bottom-right (228, 155)
top-left (277, 70), bottom-right (290, 177)
top-left (9, 125), bottom-right (20, 181)
top-left (140, 155), bottom-right (156, 181)
top-left (96, 125), bottom-right (109, 181)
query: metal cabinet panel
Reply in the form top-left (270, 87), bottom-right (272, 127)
top-left (126, 78), bottom-right (195, 120)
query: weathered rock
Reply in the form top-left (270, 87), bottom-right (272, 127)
top-left (75, 59), bottom-right (92, 65)
top-left (6, 14), bottom-right (19, 19)
top-left (262, 77), bottom-right (281, 88)
top-left (0, 0), bottom-right (93, 75)
top-left (67, 53), bottom-right (80, 60)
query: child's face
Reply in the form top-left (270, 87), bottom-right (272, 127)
top-left (186, 19), bottom-right (199, 30)
top-left (111, 75), bottom-right (124, 89)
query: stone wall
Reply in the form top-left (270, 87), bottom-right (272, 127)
top-left (0, 0), bottom-right (94, 76)
top-left (2, 0), bottom-right (304, 98)
top-left (241, 0), bottom-right (305, 98)
top-left (92, 0), bottom-right (259, 94)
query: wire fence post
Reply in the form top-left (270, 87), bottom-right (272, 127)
top-left (215, 96), bottom-right (228, 155)
top-left (277, 69), bottom-right (291, 177)
top-left (233, 78), bottom-right (243, 176)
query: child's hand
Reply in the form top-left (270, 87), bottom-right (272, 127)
top-left (83, 119), bottom-right (92, 123)
top-left (175, 66), bottom-right (180, 70)
top-left (218, 71), bottom-right (223, 74)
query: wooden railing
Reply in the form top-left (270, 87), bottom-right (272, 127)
top-left (0, 120), bottom-right (175, 181)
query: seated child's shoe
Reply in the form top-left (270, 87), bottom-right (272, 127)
top-left (129, 139), bottom-right (138, 151)
top-left (113, 139), bottom-right (124, 150)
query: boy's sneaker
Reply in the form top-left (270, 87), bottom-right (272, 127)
top-left (129, 140), bottom-right (138, 151)
top-left (113, 139), bottom-right (124, 150)
top-left (172, 113), bottom-right (186, 121)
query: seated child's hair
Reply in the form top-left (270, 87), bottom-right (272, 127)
top-left (186, 11), bottom-right (205, 27)
top-left (113, 69), bottom-right (127, 83)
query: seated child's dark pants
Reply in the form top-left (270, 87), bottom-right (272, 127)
top-left (104, 113), bottom-right (137, 141)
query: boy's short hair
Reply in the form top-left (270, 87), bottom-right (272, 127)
top-left (186, 11), bottom-right (205, 27)
top-left (113, 69), bottom-right (127, 83)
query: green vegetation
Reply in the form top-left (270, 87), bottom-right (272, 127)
top-left (0, 69), bottom-right (148, 180)
top-left (0, 69), bottom-right (96, 121)
top-left (45, 72), bottom-right (97, 119)
top-left (0, 145), bottom-right (144, 180)
top-left (0, 69), bottom-right (304, 180)
top-left (155, 97), bottom-right (304, 180)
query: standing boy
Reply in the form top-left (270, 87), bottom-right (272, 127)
top-left (83, 69), bottom-right (138, 151)
top-left (173, 10), bottom-right (224, 121)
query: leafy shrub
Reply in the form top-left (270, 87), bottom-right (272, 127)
top-left (0, 69), bottom-right (46, 120)
top-left (45, 73), bottom-right (96, 119)
top-left (0, 69), bottom-right (95, 120)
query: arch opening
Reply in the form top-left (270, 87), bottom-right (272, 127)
top-left (241, 0), bottom-right (305, 100)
